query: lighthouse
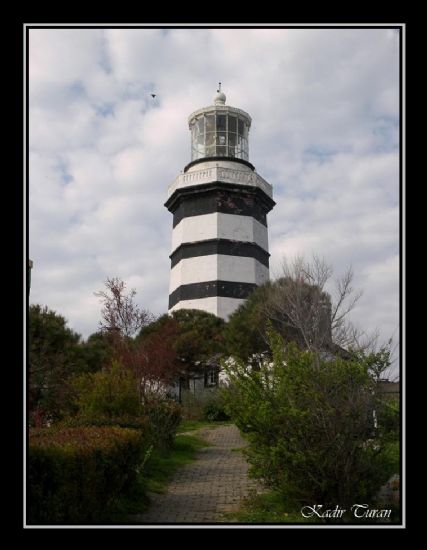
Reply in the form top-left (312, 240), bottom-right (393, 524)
top-left (165, 87), bottom-right (275, 320)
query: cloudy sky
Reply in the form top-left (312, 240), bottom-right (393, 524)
top-left (28, 26), bottom-right (400, 370)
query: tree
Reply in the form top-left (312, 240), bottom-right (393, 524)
top-left (135, 309), bottom-right (226, 405)
top-left (222, 329), bottom-right (399, 511)
top-left (225, 255), bottom-right (367, 361)
top-left (168, 309), bottom-right (226, 365)
top-left (94, 277), bottom-right (153, 338)
top-left (94, 278), bottom-right (184, 401)
top-left (139, 309), bottom-right (225, 365)
top-left (127, 317), bottom-right (181, 400)
top-left (224, 282), bottom-right (275, 362)
top-left (79, 331), bottom-right (114, 374)
top-left (138, 309), bottom-right (226, 368)
top-left (29, 304), bottom-right (85, 422)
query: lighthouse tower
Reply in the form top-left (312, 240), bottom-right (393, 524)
top-left (165, 87), bottom-right (275, 319)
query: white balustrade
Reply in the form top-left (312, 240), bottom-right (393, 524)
top-left (167, 166), bottom-right (272, 198)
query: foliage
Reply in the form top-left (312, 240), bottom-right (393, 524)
top-left (170, 309), bottom-right (226, 363)
top-left (29, 306), bottom-right (115, 424)
top-left (79, 331), bottom-right (114, 374)
top-left (178, 387), bottom-right (230, 422)
top-left (135, 309), bottom-right (226, 402)
top-left (224, 490), bottom-right (314, 524)
top-left (226, 487), bottom-right (400, 524)
top-left (29, 304), bottom-right (85, 422)
top-left (353, 344), bottom-right (393, 382)
top-left (223, 330), bottom-right (399, 510)
top-left (127, 318), bottom-right (181, 401)
top-left (138, 309), bottom-right (226, 366)
top-left (93, 278), bottom-right (181, 401)
top-left (72, 360), bottom-right (143, 424)
top-left (28, 426), bottom-right (145, 524)
top-left (224, 284), bottom-right (273, 362)
top-left (144, 399), bottom-right (182, 450)
top-left (378, 397), bottom-right (399, 437)
top-left (202, 389), bottom-right (230, 421)
top-left (225, 255), bottom-right (367, 360)
top-left (179, 388), bottom-right (211, 420)
top-left (71, 360), bottom-right (181, 450)
top-left (380, 439), bottom-right (400, 483)
top-left (59, 413), bottom-right (148, 431)
top-left (203, 402), bottom-right (229, 422)
top-left (224, 276), bottom-right (334, 361)
top-left (110, 432), bottom-right (209, 522)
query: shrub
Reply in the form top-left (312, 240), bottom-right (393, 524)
top-left (223, 331), bottom-right (399, 511)
top-left (29, 426), bottom-right (145, 524)
top-left (180, 388), bottom-right (229, 421)
top-left (68, 358), bottom-right (181, 452)
top-left (202, 389), bottom-right (230, 421)
top-left (144, 399), bottom-right (182, 450)
top-left (203, 401), bottom-right (230, 421)
top-left (180, 389), bottom-right (205, 420)
top-left (58, 413), bottom-right (149, 432)
top-left (72, 360), bottom-right (142, 424)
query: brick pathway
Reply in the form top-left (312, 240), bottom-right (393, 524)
top-left (134, 424), bottom-right (261, 524)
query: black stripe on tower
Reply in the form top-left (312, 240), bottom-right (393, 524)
top-left (170, 239), bottom-right (270, 269)
top-left (184, 156), bottom-right (255, 173)
top-left (165, 181), bottom-right (276, 223)
top-left (172, 188), bottom-right (268, 227)
top-left (169, 280), bottom-right (258, 309)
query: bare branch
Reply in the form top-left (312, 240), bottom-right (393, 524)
top-left (94, 277), bottom-right (153, 338)
top-left (266, 255), bottom-right (365, 353)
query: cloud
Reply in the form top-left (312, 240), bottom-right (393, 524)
top-left (28, 26), bottom-right (400, 374)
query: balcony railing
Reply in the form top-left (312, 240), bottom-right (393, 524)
top-left (167, 165), bottom-right (273, 198)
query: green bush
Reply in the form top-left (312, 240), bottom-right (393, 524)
top-left (203, 401), bottom-right (230, 421)
top-left (68, 359), bottom-right (181, 452)
top-left (72, 360), bottom-right (142, 423)
top-left (29, 426), bottom-right (145, 524)
top-left (180, 388), bottom-right (229, 421)
top-left (144, 399), bottom-right (182, 450)
top-left (202, 389), bottom-right (230, 421)
top-left (223, 331), bottom-right (399, 511)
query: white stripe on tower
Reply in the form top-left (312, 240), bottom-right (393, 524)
top-left (171, 212), bottom-right (269, 255)
top-left (169, 296), bottom-right (246, 318)
top-left (169, 255), bottom-right (269, 294)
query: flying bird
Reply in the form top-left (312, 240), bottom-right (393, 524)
top-left (150, 93), bottom-right (156, 98)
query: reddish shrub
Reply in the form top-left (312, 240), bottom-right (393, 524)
top-left (29, 426), bottom-right (145, 524)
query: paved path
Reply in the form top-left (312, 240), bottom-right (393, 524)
top-left (135, 424), bottom-right (261, 524)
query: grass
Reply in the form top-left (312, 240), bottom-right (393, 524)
top-left (223, 490), bottom-right (315, 524)
top-left (177, 419), bottom-right (233, 433)
top-left (110, 432), bottom-right (209, 522)
top-left (224, 437), bottom-right (401, 525)
top-left (225, 489), bottom-right (402, 525)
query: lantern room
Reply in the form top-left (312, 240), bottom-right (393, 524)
top-left (188, 89), bottom-right (252, 162)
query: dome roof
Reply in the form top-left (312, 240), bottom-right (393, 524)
top-left (213, 91), bottom-right (226, 105)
